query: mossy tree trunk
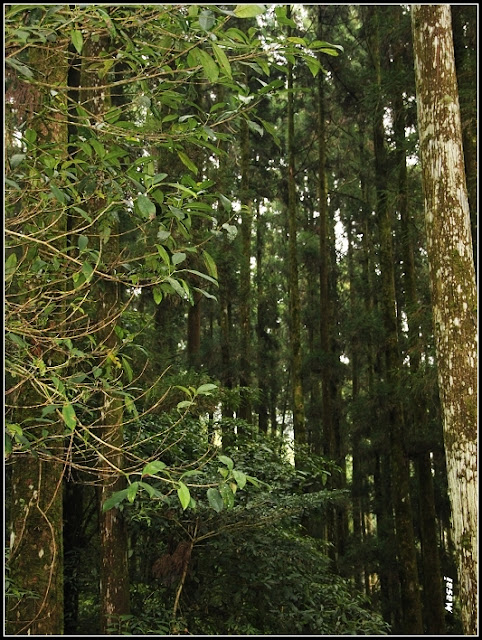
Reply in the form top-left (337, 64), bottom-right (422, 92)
top-left (412, 5), bottom-right (478, 634)
top-left (7, 43), bottom-right (68, 637)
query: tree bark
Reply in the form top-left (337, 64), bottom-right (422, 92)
top-left (412, 5), bottom-right (477, 634)
top-left (366, 6), bottom-right (423, 633)
top-left (80, 35), bottom-right (130, 634)
top-left (287, 6), bottom-right (306, 458)
top-left (6, 42), bottom-right (67, 637)
top-left (238, 116), bottom-right (253, 423)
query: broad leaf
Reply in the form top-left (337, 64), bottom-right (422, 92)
top-left (102, 488), bottom-right (129, 512)
top-left (62, 403), bottom-right (77, 431)
top-left (136, 194), bottom-right (156, 219)
top-left (207, 488), bottom-right (224, 512)
top-left (142, 460), bottom-right (167, 476)
top-left (218, 454), bottom-right (234, 471)
top-left (234, 4), bottom-right (266, 18)
top-left (196, 383), bottom-right (218, 395)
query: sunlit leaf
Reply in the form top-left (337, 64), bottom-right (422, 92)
top-left (71, 29), bottom-right (83, 54)
top-left (234, 4), bottom-right (266, 18)
top-left (177, 482), bottom-right (191, 510)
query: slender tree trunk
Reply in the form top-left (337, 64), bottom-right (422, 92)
top-left (412, 6), bottom-right (477, 633)
top-left (365, 7), bottom-right (423, 633)
top-left (238, 116), bottom-right (252, 423)
top-left (80, 35), bottom-right (130, 634)
top-left (256, 203), bottom-right (269, 434)
top-left (187, 290), bottom-right (202, 369)
top-left (287, 6), bottom-right (306, 458)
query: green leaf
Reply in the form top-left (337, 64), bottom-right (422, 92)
top-left (157, 229), bottom-right (170, 242)
top-left (10, 153), bottom-right (26, 168)
top-left (172, 252), bottom-right (186, 266)
top-left (218, 455), bottom-right (234, 471)
top-left (196, 383), bottom-right (218, 395)
top-left (121, 356), bottom-right (133, 382)
top-left (138, 482), bottom-right (165, 499)
top-left (303, 54), bottom-right (321, 78)
top-left (5, 253), bottom-right (18, 279)
top-left (207, 488), bottom-right (224, 512)
top-left (102, 488), bottom-right (129, 512)
top-left (78, 235), bottom-right (88, 251)
top-left (177, 482), bottom-right (191, 510)
top-left (152, 173), bottom-right (168, 185)
top-left (71, 29), bottom-right (83, 55)
top-left (234, 4), bottom-right (266, 18)
top-left (259, 118), bottom-right (281, 147)
top-left (199, 9), bottom-right (215, 31)
top-left (219, 193), bottom-right (232, 212)
top-left (166, 276), bottom-right (188, 300)
top-left (177, 400), bottom-right (194, 410)
top-left (6, 57), bottom-right (33, 79)
top-left (202, 250), bottom-right (218, 280)
top-left (287, 36), bottom-right (307, 46)
top-left (232, 469), bottom-right (247, 490)
top-left (7, 332), bottom-right (27, 348)
top-left (127, 482), bottom-right (139, 503)
top-left (310, 40), bottom-right (344, 54)
top-left (90, 138), bottom-right (105, 158)
top-left (220, 483), bottom-right (235, 508)
top-left (247, 119), bottom-right (264, 137)
top-left (177, 151), bottom-right (198, 175)
top-left (183, 269), bottom-right (218, 286)
top-left (155, 243), bottom-right (170, 267)
top-left (153, 285), bottom-right (163, 305)
top-left (50, 184), bottom-right (67, 204)
top-left (82, 261), bottom-right (94, 282)
top-left (196, 48), bottom-right (219, 83)
top-left (212, 42), bottom-right (232, 79)
top-left (62, 403), bottom-right (77, 431)
top-left (136, 194), bottom-right (156, 219)
top-left (274, 5), bottom-right (296, 27)
top-left (142, 460), bottom-right (168, 476)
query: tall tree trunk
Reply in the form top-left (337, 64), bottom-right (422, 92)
top-left (7, 43), bottom-right (67, 637)
top-left (238, 116), bottom-right (252, 423)
top-left (392, 43), bottom-right (446, 632)
top-left (287, 6), bottom-right (306, 458)
top-left (366, 6), bottom-right (423, 633)
top-left (256, 203), bottom-right (269, 434)
top-left (81, 35), bottom-right (130, 634)
top-left (412, 6), bottom-right (477, 633)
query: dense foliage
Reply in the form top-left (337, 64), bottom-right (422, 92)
top-left (5, 3), bottom-right (476, 636)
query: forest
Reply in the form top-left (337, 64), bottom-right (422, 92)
top-left (4, 4), bottom-right (477, 636)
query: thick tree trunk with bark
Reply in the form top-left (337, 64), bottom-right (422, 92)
top-left (412, 5), bottom-right (478, 634)
top-left (6, 43), bottom-right (67, 637)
